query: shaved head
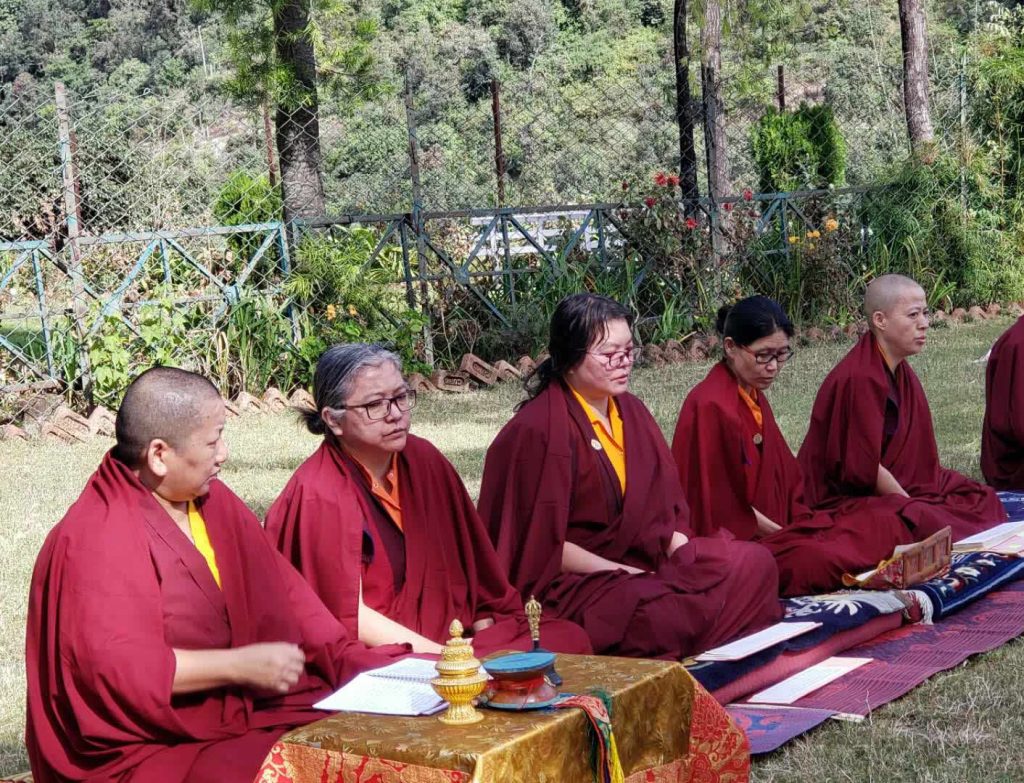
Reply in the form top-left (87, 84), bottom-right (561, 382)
top-left (113, 366), bottom-right (222, 467)
top-left (864, 274), bottom-right (926, 319)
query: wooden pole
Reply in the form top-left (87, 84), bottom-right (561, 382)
top-left (55, 82), bottom-right (93, 405)
top-left (404, 73), bottom-right (434, 367)
top-left (263, 102), bottom-right (278, 189)
top-left (490, 79), bottom-right (506, 206)
top-left (777, 64), bottom-right (786, 112)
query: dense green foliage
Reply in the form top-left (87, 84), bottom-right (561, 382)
top-left (7, 0), bottom-right (1024, 403)
top-left (750, 104), bottom-right (847, 192)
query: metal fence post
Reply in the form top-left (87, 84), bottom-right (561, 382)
top-left (55, 82), bottom-right (94, 405)
top-left (404, 73), bottom-right (434, 368)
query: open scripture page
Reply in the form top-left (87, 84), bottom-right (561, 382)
top-left (314, 658), bottom-right (447, 716)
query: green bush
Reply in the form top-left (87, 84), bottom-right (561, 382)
top-left (750, 103), bottom-right (847, 193)
top-left (859, 154), bottom-right (1024, 307)
top-left (212, 170), bottom-right (283, 278)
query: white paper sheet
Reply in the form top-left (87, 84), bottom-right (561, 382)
top-left (313, 658), bottom-right (446, 715)
top-left (746, 656), bottom-right (873, 705)
top-left (954, 520), bottom-right (1024, 553)
top-left (695, 621), bottom-right (822, 662)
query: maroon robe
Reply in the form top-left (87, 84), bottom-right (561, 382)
top-left (265, 436), bottom-right (591, 656)
top-left (798, 331), bottom-right (1006, 540)
top-left (477, 380), bottom-right (782, 659)
top-left (673, 361), bottom-right (915, 595)
top-left (982, 316), bottom-right (1024, 490)
top-left (25, 453), bottom-right (402, 783)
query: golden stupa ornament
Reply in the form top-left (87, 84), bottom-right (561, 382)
top-left (431, 619), bottom-right (488, 725)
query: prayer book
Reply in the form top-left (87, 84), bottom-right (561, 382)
top-left (845, 526), bottom-right (952, 588)
top-left (694, 621), bottom-right (822, 662)
top-left (747, 657), bottom-right (873, 705)
top-left (314, 658), bottom-right (447, 716)
top-left (954, 520), bottom-right (1024, 555)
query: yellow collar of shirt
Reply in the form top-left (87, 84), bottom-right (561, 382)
top-left (187, 500), bottom-right (222, 589)
top-left (737, 384), bottom-right (763, 431)
top-left (568, 384), bottom-right (626, 493)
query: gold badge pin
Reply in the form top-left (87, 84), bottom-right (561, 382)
top-left (591, 438), bottom-right (603, 451)
top-left (753, 433), bottom-right (763, 446)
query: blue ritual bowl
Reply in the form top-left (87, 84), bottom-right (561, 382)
top-left (482, 651), bottom-right (556, 681)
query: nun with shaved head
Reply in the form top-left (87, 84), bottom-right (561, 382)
top-left (25, 366), bottom-right (404, 783)
top-left (798, 275), bottom-right (1006, 541)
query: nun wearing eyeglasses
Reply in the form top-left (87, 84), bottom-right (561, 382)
top-left (266, 343), bottom-right (591, 657)
top-left (672, 296), bottom-right (915, 596)
top-left (478, 294), bottom-right (782, 659)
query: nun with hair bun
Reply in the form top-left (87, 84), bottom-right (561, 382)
top-left (266, 343), bottom-right (591, 657)
top-left (672, 295), bottom-right (917, 596)
top-left (479, 293), bottom-right (783, 659)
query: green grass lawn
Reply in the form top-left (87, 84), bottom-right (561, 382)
top-left (1, 317), bottom-right (1020, 780)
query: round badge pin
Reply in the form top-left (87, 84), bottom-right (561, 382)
top-left (753, 433), bottom-right (763, 446)
top-left (591, 438), bottom-right (603, 451)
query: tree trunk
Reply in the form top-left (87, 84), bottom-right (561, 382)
top-left (898, 0), bottom-right (935, 157)
top-left (673, 0), bottom-right (700, 207)
top-left (273, 0), bottom-right (326, 220)
top-left (700, 0), bottom-right (729, 201)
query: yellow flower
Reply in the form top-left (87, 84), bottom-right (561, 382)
top-left (347, 304), bottom-right (358, 317)
top-left (809, 230), bottom-right (821, 239)
top-left (788, 235), bottom-right (800, 244)
top-left (326, 304), bottom-right (337, 321)
top-left (825, 218), bottom-right (839, 232)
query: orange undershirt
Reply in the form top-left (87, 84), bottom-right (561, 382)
top-left (569, 385), bottom-right (627, 493)
top-left (737, 385), bottom-right (763, 431)
top-left (350, 453), bottom-right (403, 531)
top-left (187, 500), bottom-right (222, 588)
top-left (876, 340), bottom-right (896, 372)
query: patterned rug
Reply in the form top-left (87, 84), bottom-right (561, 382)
top-left (731, 577), bottom-right (1024, 753)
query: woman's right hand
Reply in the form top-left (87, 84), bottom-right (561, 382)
top-left (231, 642), bottom-right (306, 693)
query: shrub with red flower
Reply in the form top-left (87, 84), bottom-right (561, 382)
top-left (654, 171), bottom-right (669, 187)
top-left (742, 188), bottom-right (754, 201)
top-left (684, 216), bottom-right (698, 230)
top-left (668, 174), bottom-right (680, 187)
top-left (644, 196), bottom-right (656, 208)
top-left (722, 202), bottom-right (734, 212)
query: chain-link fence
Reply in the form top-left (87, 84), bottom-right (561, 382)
top-left (1, 8), bottom-right (1017, 425)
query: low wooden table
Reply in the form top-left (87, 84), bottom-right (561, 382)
top-left (256, 655), bottom-right (749, 783)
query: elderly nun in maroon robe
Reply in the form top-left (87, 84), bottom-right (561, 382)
top-left (673, 296), bottom-right (915, 596)
top-left (982, 315), bottom-right (1024, 490)
top-left (26, 367), bottom-right (402, 783)
top-left (266, 344), bottom-right (591, 658)
top-left (478, 293), bottom-right (782, 659)
top-left (799, 275), bottom-right (1006, 540)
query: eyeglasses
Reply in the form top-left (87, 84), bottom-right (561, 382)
top-left (587, 347), bottom-right (639, 369)
top-left (738, 345), bottom-right (795, 365)
top-left (338, 390), bottom-right (417, 420)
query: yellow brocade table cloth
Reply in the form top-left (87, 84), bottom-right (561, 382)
top-left (255, 655), bottom-right (749, 783)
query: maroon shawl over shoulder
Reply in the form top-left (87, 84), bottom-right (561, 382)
top-left (982, 316), bottom-right (1024, 490)
top-left (674, 362), bottom-right (915, 595)
top-left (798, 332), bottom-right (1006, 539)
top-left (265, 436), bottom-right (590, 655)
top-left (26, 453), bottom-right (399, 783)
top-left (478, 380), bottom-right (781, 655)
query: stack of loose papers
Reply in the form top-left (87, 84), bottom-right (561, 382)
top-left (695, 621), bottom-right (822, 662)
top-left (747, 657), bottom-right (873, 704)
top-left (314, 658), bottom-right (447, 716)
top-left (954, 521), bottom-right (1024, 555)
